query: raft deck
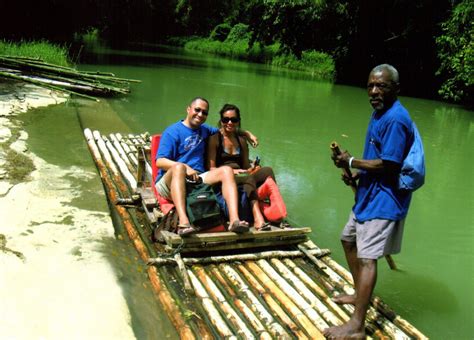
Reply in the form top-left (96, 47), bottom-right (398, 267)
top-left (84, 128), bottom-right (427, 339)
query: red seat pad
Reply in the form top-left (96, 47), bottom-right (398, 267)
top-left (151, 134), bottom-right (174, 215)
top-left (257, 176), bottom-right (288, 222)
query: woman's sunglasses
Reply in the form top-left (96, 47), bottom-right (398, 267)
top-left (221, 117), bottom-right (240, 123)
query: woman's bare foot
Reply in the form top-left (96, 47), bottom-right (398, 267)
top-left (332, 293), bottom-right (356, 305)
top-left (323, 319), bottom-right (365, 339)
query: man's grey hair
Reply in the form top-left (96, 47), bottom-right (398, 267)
top-left (371, 64), bottom-right (399, 84)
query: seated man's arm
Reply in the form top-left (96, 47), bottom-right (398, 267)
top-left (238, 129), bottom-right (258, 148)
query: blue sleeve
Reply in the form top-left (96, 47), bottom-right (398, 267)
top-left (157, 127), bottom-right (178, 161)
top-left (380, 120), bottom-right (409, 164)
top-left (204, 124), bottom-right (219, 136)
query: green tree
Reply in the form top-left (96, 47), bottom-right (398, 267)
top-left (436, 0), bottom-right (473, 104)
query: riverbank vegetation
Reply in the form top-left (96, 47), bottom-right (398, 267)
top-left (0, 0), bottom-right (471, 105)
top-left (183, 23), bottom-right (335, 81)
top-left (0, 40), bottom-right (70, 67)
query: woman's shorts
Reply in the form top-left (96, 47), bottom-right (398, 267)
top-left (341, 211), bottom-right (405, 259)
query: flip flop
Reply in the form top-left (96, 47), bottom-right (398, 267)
top-left (228, 220), bottom-right (249, 233)
top-left (255, 222), bottom-right (272, 231)
top-left (177, 223), bottom-right (196, 236)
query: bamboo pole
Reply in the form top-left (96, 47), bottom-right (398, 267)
top-left (304, 243), bottom-right (425, 338)
top-left (148, 248), bottom-right (330, 266)
top-left (256, 260), bottom-right (330, 332)
top-left (243, 261), bottom-right (325, 339)
top-left (235, 264), bottom-right (308, 339)
top-left (100, 134), bottom-right (137, 190)
top-left (270, 258), bottom-right (342, 327)
top-left (193, 266), bottom-right (256, 339)
top-left (282, 259), bottom-right (350, 323)
top-left (208, 266), bottom-right (272, 339)
top-left (299, 256), bottom-right (408, 339)
top-left (219, 264), bottom-right (291, 338)
top-left (330, 141), bottom-right (397, 270)
top-left (109, 133), bottom-right (136, 174)
top-left (84, 128), bottom-right (199, 339)
top-left (187, 270), bottom-right (236, 339)
top-left (113, 134), bottom-right (139, 167)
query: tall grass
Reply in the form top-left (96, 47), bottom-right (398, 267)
top-left (0, 40), bottom-right (70, 67)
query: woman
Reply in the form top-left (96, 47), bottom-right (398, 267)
top-left (207, 103), bottom-right (278, 231)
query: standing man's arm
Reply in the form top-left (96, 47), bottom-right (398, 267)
top-left (333, 152), bottom-right (400, 174)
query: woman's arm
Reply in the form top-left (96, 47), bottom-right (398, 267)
top-left (240, 136), bottom-right (252, 170)
top-left (206, 134), bottom-right (218, 171)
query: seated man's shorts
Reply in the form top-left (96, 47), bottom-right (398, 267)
top-left (341, 211), bottom-right (405, 259)
top-left (155, 172), bottom-right (209, 200)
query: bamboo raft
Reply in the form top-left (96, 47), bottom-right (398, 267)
top-left (84, 128), bottom-right (427, 339)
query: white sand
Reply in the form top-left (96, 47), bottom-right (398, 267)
top-left (0, 83), bottom-right (136, 339)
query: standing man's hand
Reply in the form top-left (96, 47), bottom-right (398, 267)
top-left (331, 150), bottom-right (352, 169)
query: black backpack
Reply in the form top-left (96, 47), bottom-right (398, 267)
top-left (185, 181), bottom-right (223, 231)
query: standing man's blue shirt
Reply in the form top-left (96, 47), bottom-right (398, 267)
top-left (156, 121), bottom-right (219, 180)
top-left (354, 100), bottom-right (414, 222)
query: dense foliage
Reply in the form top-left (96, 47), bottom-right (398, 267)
top-left (436, 0), bottom-right (473, 104)
top-left (0, 0), bottom-right (470, 104)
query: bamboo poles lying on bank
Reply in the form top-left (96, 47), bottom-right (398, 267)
top-left (84, 130), bottom-right (428, 339)
top-left (0, 55), bottom-right (140, 99)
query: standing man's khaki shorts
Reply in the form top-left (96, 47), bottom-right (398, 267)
top-left (341, 211), bottom-right (405, 259)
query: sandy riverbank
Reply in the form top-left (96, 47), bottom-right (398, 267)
top-left (0, 82), bottom-right (136, 339)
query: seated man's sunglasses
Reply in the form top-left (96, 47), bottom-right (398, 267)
top-left (193, 107), bottom-right (209, 115)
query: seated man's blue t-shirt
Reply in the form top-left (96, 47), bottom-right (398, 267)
top-left (354, 100), bottom-right (414, 222)
top-left (156, 121), bottom-right (219, 181)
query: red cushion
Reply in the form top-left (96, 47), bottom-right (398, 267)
top-left (151, 134), bottom-right (174, 215)
top-left (257, 177), bottom-right (287, 222)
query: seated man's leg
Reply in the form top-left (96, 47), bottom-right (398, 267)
top-left (203, 166), bottom-right (248, 227)
top-left (160, 163), bottom-right (189, 226)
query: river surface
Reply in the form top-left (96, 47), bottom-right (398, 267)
top-left (33, 45), bottom-right (472, 339)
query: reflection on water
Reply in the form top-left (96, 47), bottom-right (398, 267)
top-left (73, 46), bottom-right (474, 339)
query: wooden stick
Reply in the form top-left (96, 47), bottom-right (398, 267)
top-left (174, 253), bottom-right (193, 295)
top-left (330, 141), bottom-right (397, 270)
top-left (148, 248), bottom-right (331, 266)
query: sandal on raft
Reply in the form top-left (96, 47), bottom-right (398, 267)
top-left (177, 223), bottom-right (197, 236)
top-left (255, 222), bottom-right (272, 231)
top-left (228, 220), bottom-right (249, 233)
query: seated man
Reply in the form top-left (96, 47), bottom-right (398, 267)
top-left (155, 97), bottom-right (258, 235)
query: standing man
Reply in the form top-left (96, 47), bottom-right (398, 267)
top-left (156, 97), bottom-right (257, 235)
top-left (325, 64), bottom-right (415, 339)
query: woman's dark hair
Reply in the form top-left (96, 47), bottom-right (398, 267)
top-left (218, 103), bottom-right (241, 128)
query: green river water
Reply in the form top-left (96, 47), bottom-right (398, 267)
top-left (24, 46), bottom-right (473, 339)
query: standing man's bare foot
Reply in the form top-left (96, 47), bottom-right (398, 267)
top-left (323, 319), bottom-right (365, 339)
top-left (332, 293), bottom-right (356, 305)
